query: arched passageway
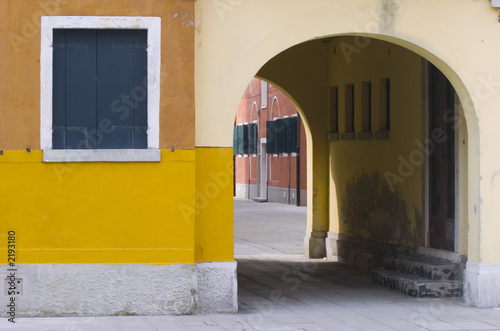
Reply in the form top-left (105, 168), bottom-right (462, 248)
top-left (256, 35), bottom-right (469, 260)
top-left (198, 33), bottom-right (479, 304)
top-left (229, 35), bottom-right (466, 298)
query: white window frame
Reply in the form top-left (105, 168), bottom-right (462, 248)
top-left (40, 16), bottom-right (161, 162)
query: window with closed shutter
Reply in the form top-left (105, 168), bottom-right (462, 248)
top-left (52, 29), bottom-right (148, 149)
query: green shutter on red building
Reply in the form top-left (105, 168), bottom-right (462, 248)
top-left (266, 121), bottom-right (276, 154)
top-left (247, 123), bottom-right (257, 154)
top-left (284, 117), bottom-right (297, 153)
top-left (275, 119), bottom-right (285, 154)
top-left (233, 126), bottom-right (239, 155)
top-left (233, 125), bottom-right (245, 154)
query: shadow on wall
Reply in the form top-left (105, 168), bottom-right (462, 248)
top-left (340, 171), bottom-right (423, 247)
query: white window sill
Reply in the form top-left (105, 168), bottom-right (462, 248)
top-left (43, 149), bottom-right (161, 162)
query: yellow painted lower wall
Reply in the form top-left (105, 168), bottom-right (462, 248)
top-left (0, 149), bottom-right (195, 264)
top-left (194, 148), bottom-right (234, 262)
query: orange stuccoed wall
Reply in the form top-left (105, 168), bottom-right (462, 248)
top-left (0, 0), bottom-right (194, 150)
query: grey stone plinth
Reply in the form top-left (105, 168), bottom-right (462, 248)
top-left (0, 262), bottom-right (239, 316)
top-left (196, 262), bottom-right (238, 313)
top-left (304, 231), bottom-right (327, 258)
top-left (464, 262), bottom-right (500, 307)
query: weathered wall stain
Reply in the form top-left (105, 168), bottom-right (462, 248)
top-left (378, 0), bottom-right (400, 33)
top-left (340, 171), bottom-right (423, 247)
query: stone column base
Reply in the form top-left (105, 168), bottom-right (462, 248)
top-left (326, 232), bottom-right (339, 261)
top-left (304, 231), bottom-right (327, 258)
top-left (464, 262), bottom-right (500, 307)
top-left (196, 261), bottom-right (238, 313)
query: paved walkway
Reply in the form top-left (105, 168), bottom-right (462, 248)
top-left (2, 199), bottom-right (500, 330)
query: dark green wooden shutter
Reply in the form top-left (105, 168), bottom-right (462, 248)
top-left (132, 30), bottom-right (148, 148)
top-left (247, 123), bottom-right (257, 154)
top-left (97, 29), bottom-right (147, 149)
top-left (52, 29), bottom-right (147, 149)
top-left (53, 29), bottom-right (98, 149)
top-left (242, 125), bottom-right (249, 154)
top-left (284, 117), bottom-right (297, 153)
top-left (234, 125), bottom-right (245, 154)
top-left (233, 126), bottom-right (239, 155)
top-left (266, 121), bottom-right (276, 154)
top-left (275, 119), bottom-right (285, 154)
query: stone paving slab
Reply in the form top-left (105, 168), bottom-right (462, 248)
top-left (1, 199), bottom-right (500, 330)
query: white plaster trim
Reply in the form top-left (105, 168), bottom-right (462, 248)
top-left (196, 261), bottom-right (238, 313)
top-left (40, 16), bottom-right (161, 161)
top-left (43, 149), bottom-right (161, 162)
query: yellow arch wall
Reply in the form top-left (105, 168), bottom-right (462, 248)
top-left (257, 40), bottom-right (330, 240)
top-left (327, 37), bottom-right (424, 247)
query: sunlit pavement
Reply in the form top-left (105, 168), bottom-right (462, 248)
top-left (2, 199), bottom-right (500, 330)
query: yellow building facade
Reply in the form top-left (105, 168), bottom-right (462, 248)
top-left (0, 0), bottom-right (235, 316)
top-left (1, 0), bottom-right (500, 315)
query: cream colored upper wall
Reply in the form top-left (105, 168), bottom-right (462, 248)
top-left (195, 0), bottom-right (495, 147)
top-left (195, 0), bottom-right (500, 263)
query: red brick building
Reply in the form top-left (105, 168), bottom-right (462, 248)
top-left (234, 78), bottom-right (307, 206)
